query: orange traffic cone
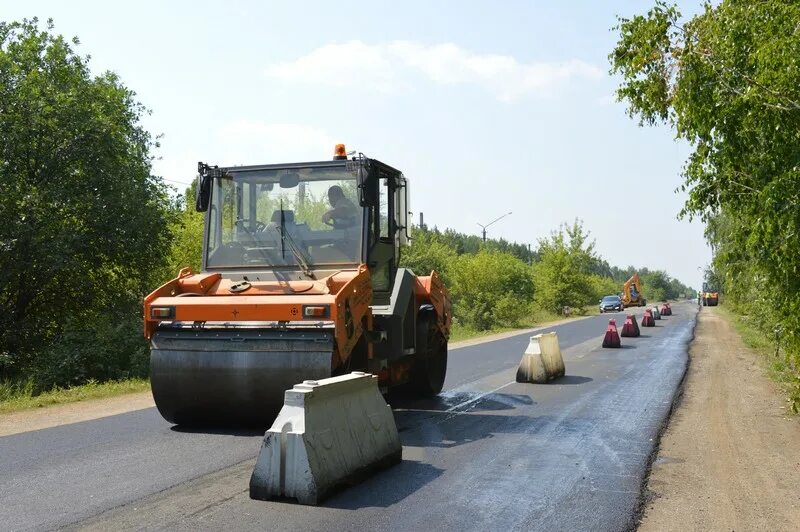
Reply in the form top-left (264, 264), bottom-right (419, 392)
top-left (602, 319), bottom-right (621, 348)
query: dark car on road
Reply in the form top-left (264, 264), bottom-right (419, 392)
top-left (599, 295), bottom-right (624, 313)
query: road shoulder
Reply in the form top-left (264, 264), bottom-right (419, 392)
top-left (639, 306), bottom-right (800, 531)
top-left (0, 391), bottom-right (155, 437)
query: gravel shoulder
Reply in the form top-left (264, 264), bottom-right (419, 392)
top-left (639, 306), bottom-right (800, 531)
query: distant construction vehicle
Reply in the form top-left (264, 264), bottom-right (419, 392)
top-left (621, 274), bottom-right (647, 308)
top-left (143, 145), bottom-right (452, 425)
top-left (702, 283), bottom-right (719, 306)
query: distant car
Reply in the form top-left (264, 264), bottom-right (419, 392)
top-left (599, 295), bottom-right (624, 313)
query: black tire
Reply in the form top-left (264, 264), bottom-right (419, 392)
top-left (411, 312), bottom-right (448, 397)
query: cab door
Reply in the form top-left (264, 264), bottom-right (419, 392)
top-left (368, 171), bottom-right (397, 305)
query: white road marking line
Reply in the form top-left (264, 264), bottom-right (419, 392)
top-left (445, 380), bottom-right (517, 412)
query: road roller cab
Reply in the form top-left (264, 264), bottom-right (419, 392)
top-left (144, 146), bottom-right (452, 425)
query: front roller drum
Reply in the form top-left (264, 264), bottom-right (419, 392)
top-left (150, 329), bottom-right (334, 426)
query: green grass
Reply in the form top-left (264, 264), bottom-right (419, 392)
top-left (449, 305), bottom-right (594, 344)
top-left (0, 378), bottom-right (151, 415)
top-left (449, 325), bottom-right (520, 343)
top-left (715, 305), bottom-right (800, 414)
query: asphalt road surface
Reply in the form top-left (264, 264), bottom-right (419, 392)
top-left (0, 303), bottom-right (697, 531)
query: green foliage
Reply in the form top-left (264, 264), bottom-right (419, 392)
top-left (32, 310), bottom-right (149, 392)
top-left (533, 221), bottom-right (598, 313)
top-left (449, 250), bottom-right (534, 330)
top-left (0, 19), bottom-right (173, 388)
top-left (640, 270), bottom-right (672, 302)
top-left (404, 220), bottom-right (693, 328)
top-left (399, 230), bottom-right (459, 286)
top-left (589, 274), bottom-right (621, 302)
top-left (0, 376), bottom-right (150, 414)
top-left (612, 0), bottom-right (800, 398)
top-left (165, 182), bottom-right (203, 277)
top-left (421, 226), bottom-right (535, 263)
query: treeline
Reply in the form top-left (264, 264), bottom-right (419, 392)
top-left (401, 223), bottom-right (694, 331)
top-left (611, 1), bottom-right (800, 410)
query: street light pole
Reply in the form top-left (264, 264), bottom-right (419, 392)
top-left (477, 211), bottom-right (512, 242)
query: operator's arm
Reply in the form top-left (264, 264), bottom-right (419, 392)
top-left (322, 198), bottom-right (356, 223)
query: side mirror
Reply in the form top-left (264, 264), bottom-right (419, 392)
top-left (195, 162), bottom-right (214, 212)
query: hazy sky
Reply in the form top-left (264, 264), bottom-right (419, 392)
top-left (3, 0), bottom-right (710, 287)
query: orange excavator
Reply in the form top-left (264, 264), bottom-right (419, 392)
top-left (144, 145), bottom-right (451, 425)
top-left (621, 273), bottom-right (647, 308)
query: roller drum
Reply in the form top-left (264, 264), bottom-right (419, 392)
top-left (150, 328), bottom-right (333, 426)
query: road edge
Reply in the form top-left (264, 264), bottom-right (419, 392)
top-left (629, 305), bottom-right (699, 531)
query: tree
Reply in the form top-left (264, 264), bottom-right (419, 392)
top-left (399, 230), bottom-right (458, 286)
top-left (0, 19), bottom-right (173, 386)
top-left (533, 220), bottom-right (598, 313)
top-left (449, 250), bottom-right (534, 330)
top-left (611, 0), bottom-right (800, 406)
top-left (165, 182), bottom-right (203, 277)
top-left (641, 270), bottom-right (671, 302)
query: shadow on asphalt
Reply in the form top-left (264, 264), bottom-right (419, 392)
top-left (323, 459), bottom-right (444, 510)
top-left (395, 409), bottom-right (541, 449)
top-left (553, 375), bottom-right (592, 384)
top-left (169, 425), bottom-right (266, 437)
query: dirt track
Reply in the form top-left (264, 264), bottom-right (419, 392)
top-left (639, 306), bottom-right (800, 531)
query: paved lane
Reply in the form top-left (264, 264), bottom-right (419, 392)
top-left (0, 305), bottom-right (694, 531)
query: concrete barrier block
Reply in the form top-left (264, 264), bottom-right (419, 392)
top-left (602, 319), bottom-right (621, 348)
top-left (621, 314), bottom-right (639, 337)
top-left (249, 372), bottom-right (401, 505)
top-left (652, 306), bottom-right (661, 320)
top-left (516, 332), bottom-right (565, 383)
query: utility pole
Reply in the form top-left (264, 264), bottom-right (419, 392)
top-left (477, 211), bottom-right (512, 242)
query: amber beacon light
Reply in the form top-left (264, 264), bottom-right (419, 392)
top-left (333, 143), bottom-right (347, 160)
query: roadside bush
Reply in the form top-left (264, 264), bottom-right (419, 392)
top-left (32, 311), bottom-right (149, 393)
top-left (400, 231), bottom-right (458, 286)
top-left (590, 275), bottom-right (621, 302)
top-left (533, 224), bottom-right (597, 314)
top-left (449, 250), bottom-right (534, 330)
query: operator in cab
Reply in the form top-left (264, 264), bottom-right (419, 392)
top-left (322, 185), bottom-right (357, 228)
